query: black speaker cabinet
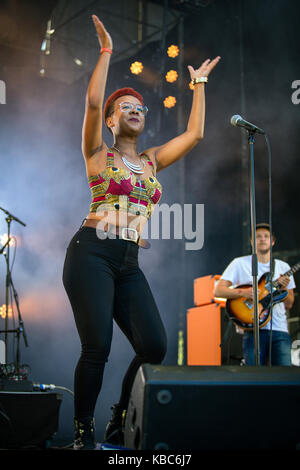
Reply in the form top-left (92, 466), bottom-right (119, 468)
top-left (220, 308), bottom-right (243, 365)
top-left (124, 364), bottom-right (300, 450)
top-left (0, 391), bottom-right (62, 449)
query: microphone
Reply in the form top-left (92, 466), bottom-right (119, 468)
top-left (230, 114), bottom-right (265, 135)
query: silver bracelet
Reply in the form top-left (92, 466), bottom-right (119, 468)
top-left (191, 77), bottom-right (208, 85)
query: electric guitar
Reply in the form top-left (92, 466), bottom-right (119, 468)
top-left (226, 261), bottom-right (300, 330)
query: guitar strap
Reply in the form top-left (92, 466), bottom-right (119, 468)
top-left (269, 257), bottom-right (275, 319)
top-left (268, 258), bottom-right (275, 365)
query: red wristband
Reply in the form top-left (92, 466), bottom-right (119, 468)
top-left (100, 48), bottom-right (112, 55)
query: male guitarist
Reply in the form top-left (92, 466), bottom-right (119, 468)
top-left (214, 223), bottom-right (295, 365)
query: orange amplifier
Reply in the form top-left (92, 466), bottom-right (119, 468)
top-left (187, 303), bottom-right (222, 366)
top-left (194, 274), bottom-right (226, 308)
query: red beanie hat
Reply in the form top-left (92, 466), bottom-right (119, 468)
top-left (103, 87), bottom-right (144, 122)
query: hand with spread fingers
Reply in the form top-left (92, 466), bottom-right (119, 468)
top-left (188, 56), bottom-right (221, 80)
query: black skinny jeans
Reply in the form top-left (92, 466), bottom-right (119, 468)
top-left (62, 224), bottom-right (167, 420)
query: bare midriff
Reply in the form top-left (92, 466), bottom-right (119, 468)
top-left (84, 210), bottom-right (148, 236)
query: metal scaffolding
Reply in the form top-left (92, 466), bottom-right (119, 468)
top-left (39, 0), bottom-right (184, 84)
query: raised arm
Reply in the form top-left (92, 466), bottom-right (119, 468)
top-left (145, 56), bottom-right (221, 172)
top-left (81, 15), bottom-right (113, 159)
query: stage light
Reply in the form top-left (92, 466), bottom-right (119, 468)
top-left (163, 96), bottom-right (176, 108)
top-left (41, 20), bottom-right (55, 56)
top-left (0, 304), bottom-right (12, 319)
top-left (0, 234), bottom-right (15, 248)
top-left (41, 39), bottom-right (50, 55)
top-left (189, 81), bottom-right (195, 90)
top-left (74, 58), bottom-right (83, 66)
top-left (41, 39), bottom-right (47, 52)
top-left (165, 70), bottom-right (178, 83)
top-left (130, 61), bottom-right (143, 75)
top-left (167, 45), bottom-right (179, 58)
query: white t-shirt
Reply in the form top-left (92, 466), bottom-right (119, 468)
top-left (220, 255), bottom-right (296, 332)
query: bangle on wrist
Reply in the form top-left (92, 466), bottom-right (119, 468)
top-left (100, 47), bottom-right (112, 55)
top-left (191, 77), bottom-right (208, 85)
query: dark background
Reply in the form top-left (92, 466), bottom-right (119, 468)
top-left (0, 0), bottom-right (299, 444)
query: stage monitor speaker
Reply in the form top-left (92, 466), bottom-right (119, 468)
top-left (0, 391), bottom-right (62, 449)
top-left (124, 364), bottom-right (300, 451)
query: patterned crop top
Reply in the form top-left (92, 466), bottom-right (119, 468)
top-left (88, 150), bottom-right (162, 220)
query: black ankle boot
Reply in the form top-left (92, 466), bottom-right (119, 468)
top-left (103, 404), bottom-right (126, 446)
top-left (74, 416), bottom-right (96, 450)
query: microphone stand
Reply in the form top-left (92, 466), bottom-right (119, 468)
top-left (0, 207), bottom-right (27, 371)
top-left (247, 131), bottom-right (260, 366)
